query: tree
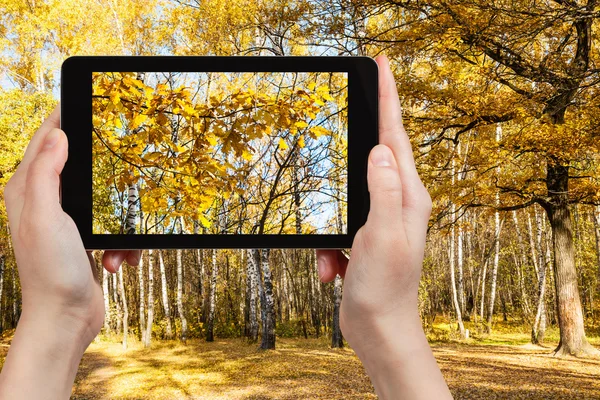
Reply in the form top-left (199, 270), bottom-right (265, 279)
top-left (139, 252), bottom-right (146, 343)
top-left (206, 249), bottom-right (219, 342)
top-left (177, 248), bottom-right (187, 343)
top-left (259, 249), bottom-right (276, 350)
top-left (331, 275), bottom-right (344, 348)
top-left (246, 249), bottom-right (260, 343)
top-left (119, 267), bottom-right (129, 350)
top-left (313, 0), bottom-right (600, 357)
top-left (158, 250), bottom-right (173, 339)
top-left (145, 249), bottom-right (155, 347)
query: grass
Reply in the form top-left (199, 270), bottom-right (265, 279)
top-left (0, 320), bottom-right (599, 399)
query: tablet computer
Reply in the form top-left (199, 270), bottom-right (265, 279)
top-left (60, 56), bottom-right (377, 249)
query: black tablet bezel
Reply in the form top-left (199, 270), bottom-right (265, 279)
top-left (61, 56), bottom-right (378, 249)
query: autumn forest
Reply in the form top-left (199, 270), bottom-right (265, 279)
top-left (1, 0), bottom-right (600, 399)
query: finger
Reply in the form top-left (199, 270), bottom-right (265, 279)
top-left (4, 108), bottom-right (61, 225)
top-left (20, 128), bottom-right (68, 227)
top-left (365, 144), bottom-right (404, 231)
top-left (316, 250), bottom-right (341, 283)
top-left (16, 105), bottom-right (61, 178)
top-left (102, 250), bottom-right (130, 273)
top-left (374, 55), bottom-right (424, 209)
top-left (125, 250), bottom-right (142, 266)
top-left (316, 250), bottom-right (348, 282)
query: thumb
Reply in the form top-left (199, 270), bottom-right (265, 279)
top-left (22, 128), bottom-right (68, 221)
top-left (365, 144), bottom-right (403, 232)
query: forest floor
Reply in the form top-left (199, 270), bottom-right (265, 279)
top-left (0, 321), bottom-right (599, 399)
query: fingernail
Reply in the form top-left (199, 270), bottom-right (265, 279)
top-left (371, 145), bottom-right (393, 167)
top-left (43, 129), bottom-right (61, 149)
top-left (111, 254), bottom-right (121, 272)
top-left (317, 257), bottom-right (326, 281)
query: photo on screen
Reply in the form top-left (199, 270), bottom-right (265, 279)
top-left (92, 71), bottom-right (348, 235)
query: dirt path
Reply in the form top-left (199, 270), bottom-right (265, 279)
top-left (434, 343), bottom-right (600, 400)
top-left (2, 334), bottom-right (599, 399)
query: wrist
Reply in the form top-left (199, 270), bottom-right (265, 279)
top-left (0, 309), bottom-right (88, 400)
top-left (17, 307), bottom-right (91, 357)
top-left (346, 311), bottom-right (451, 400)
top-left (347, 310), bottom-right (427, 366)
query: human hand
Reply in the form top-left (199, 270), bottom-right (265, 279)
top-left (317, 55), bottom-right (451, 399)
top-left (0, 106), bottom-right (139, 399)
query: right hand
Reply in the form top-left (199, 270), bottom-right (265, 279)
top-left (317, 54), bottom-right (432, 355)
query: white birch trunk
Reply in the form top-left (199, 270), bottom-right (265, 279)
top-left (159, 250), bottom-right (173, 339)
top-left (487, 206), bottom-right (501, 334)
top-left (119, 267), bottom-right (128, 350)
top-left (206, 249), bottom-right (218, 342)
top-left (125, 184), bottom-right (138, 234)
top-left (247, 249), bottom-right (259, 342)
top-left (0, 256), bottom-right (4, 332)
top-left (177, 248), bottom-right (187, 343)
top-left (594, 205), bottom-right (600, 274)
top-left (113, 271), bottom-right (121, 334)
top-left (103, 266), bottom-right (110, 334)
top-left (144, 249), bottom-right (154, 347)
top-left (138, 252), bottom-right (146, 344)
top-left (260, 249), bottom-right (276, 350)
top-left (449, 149), bottom-right (466, 338)
top-left (487, 124), bottom-right (503, 334)
top-left (450, 219), bottom-right (466, 338)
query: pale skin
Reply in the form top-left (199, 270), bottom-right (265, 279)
top-left (0, 55), bottom-right (452, 400)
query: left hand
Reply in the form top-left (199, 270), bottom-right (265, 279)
top-left (3, 105), bottom-right (139, 348)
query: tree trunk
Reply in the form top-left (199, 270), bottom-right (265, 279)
top-left (487, 124), bottom-right (503, 334)
top-left (102, 265), bottom-right (111, 335)
top-left (259, 249), bottom-right (276, 350)
top-left (177, 249), bottom-right (188, 343)
top-left (0, 256), bottom-right (4, 333)
top-left (487, 207), bottom-right (501, 334)
top-left (125, 184), bottom-right (138, 234)
top-left (113, 271), bottom-right (121, 335)
top-left (331, 274), bottom-right (344, 347)
top-left (457, 225), bottom-right (466, 316)
top-left (594, 205), bottom-right (600, 275)
top-left (118, 267), bottom-right (128, 350)
top-left (531, 207), bottom-right (548, 344)
top-left (512, 211), bottom-right (532, 321)
top-left (138, 252), bottom-right (146, 343)
top-left (144, 249), bottom-right (154, 347)
top-left (247, 249), bottom-right (259, 343)
top-left (206, 249), bottom-right (218, 342)
top-left (158, 250), bottom-right (173, 339)
top-left (449, 221), bottom-right (466, 338)
top-left (545, 163), bottom-right (598, 356)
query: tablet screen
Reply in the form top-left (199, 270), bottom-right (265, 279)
top-left (92, 72), bottom-right (348, 235)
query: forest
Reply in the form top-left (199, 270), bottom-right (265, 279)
top-left (1, 0), bottom-right (600, 399)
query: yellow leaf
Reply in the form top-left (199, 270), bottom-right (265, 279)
top-left (309, 126), bottom-right (330, 138)
top-left (206, 135), bottom-right (218, 146)
top-left (298, 135), bottom-right (305, 148)
top-left (307, 82), bottom-right (316, 91)
top-left (198, 214), bottom-right (212, 228)
top-left (146, 152), bottom-right (162, 162)
top-left (131, 114), bottom-right (148, 130)
top-left (295, 120), bottom-right (308, 129)
top-left (279, 138), bottom-right (289, 150)
top-left (110, 92), bottom-right (121, 105)
top-left (242, 150), bottom-right (253, 161)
